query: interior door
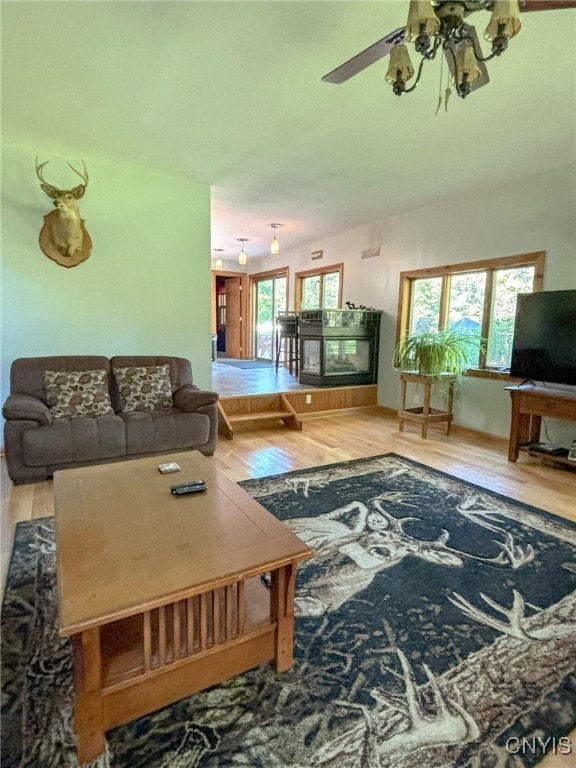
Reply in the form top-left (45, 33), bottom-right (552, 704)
top-left (225, 278), bottom-right (243, 358)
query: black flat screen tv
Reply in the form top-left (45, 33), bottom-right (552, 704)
top-left (510, 289), bottom-right (576, 387)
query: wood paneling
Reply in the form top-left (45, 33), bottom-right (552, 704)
top-left (220, 384), bottom-right (377, 416)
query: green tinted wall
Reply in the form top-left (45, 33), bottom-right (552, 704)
top-left (1, 143), bottom-right (212, 408)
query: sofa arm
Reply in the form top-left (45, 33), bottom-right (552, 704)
top-left (173, 385), bottom-right (219, 412)
top-left (2, 394), bottom-right (52, 426)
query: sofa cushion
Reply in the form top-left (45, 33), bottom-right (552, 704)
top-left (110, 356), bottom-right (193, 391)
top-left (120, 409), bottom-right (211, 455)
top-left (114, 365), bottom-right (173, 413)
top-left (22, 415), bottom-right (126, 466)
top-left (10, 356), bottom-right (112, 402)
top-left (43, 369), bottom-right (114, 419)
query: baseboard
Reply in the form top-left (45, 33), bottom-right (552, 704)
top-left (372, 405), bottom-right (508, 444)
top-left (300, 405), bottom-right (381, 420)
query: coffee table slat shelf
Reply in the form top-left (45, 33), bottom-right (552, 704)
top-left (100, 577), bottom-right (270, 688)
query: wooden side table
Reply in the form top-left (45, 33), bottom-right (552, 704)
top-left (398, 372), bottom-right (457, 439)
top-left (506, 385), bottom-right (576, 463)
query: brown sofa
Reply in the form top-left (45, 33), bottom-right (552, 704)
top-left (2, 355), bottom-right (219, 484)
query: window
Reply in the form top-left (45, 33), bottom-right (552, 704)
top-left (296, 264), bottom-right (343, 310)
top-left (398, 252), bottom-right (545, 374)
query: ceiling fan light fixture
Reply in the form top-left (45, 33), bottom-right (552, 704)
top-left (485, 0), bottom-right (522, 42)
top-left (405, 0), bottom-right (440, 42)
top-left (269, 223), bottom-right (282, 255)
top-left (386, 44), bottom-right (415, 93)
top-left (322, 0), bottom-right (573, 101)
top-left (452, 42), bottom-right (481, 97)
top-left (237, 238), bottom-right (249, 266)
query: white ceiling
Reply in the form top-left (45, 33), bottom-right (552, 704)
top-left (2, 1), bottom-right (575, 261)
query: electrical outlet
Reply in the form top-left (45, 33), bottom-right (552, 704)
top-left (414, 394), bottom-right (420, 405)
top-left (305, 394), bottom-right (312, 404)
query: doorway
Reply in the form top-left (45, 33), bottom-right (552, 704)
top-left (251, 270), bottom-right (288, 361)
top-left (211, 271), bottom-right (249, 359)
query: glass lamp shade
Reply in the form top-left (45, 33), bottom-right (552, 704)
top-left (238, 250), bottom-right (247, 266)
top-left (385, 44), bottom-right (415, 84)
top-left (405, 0), bottom-right (440, 42)
top-left (270, 237), bottom-right (280, 255)
top-left (453, 43), bottom-right (481, 85)
top-left (485, 0), bottom-right (521, 41)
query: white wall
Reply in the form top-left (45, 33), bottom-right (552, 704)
top-left (1, 142), bottom-right (212, 406)
top-left (253, 163), bottom-right (576, 442)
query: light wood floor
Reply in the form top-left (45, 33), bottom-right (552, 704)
top-left (2, 408), bottom-right (575, 766)
top-left (212, 357), bottom-right (308, 395)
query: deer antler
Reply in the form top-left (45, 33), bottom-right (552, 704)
top-left (369, 499), bottom-right (420, 531)
top-left (380, 649), bottom-right (479, 755)
top-left (35, 157), bottom-right (88, 190)
top-left (315, 646), bottom-right (481, 763)
top-left (494, 532), bottom-right (535, 569)
top-left (448, 589), bottom-right (533, 640)
top-left (35, 157), bottom-right (60, 198)
top-left (449, 589), bottom-right (576, 641)
top-left (67, 159), bottom-right (89, 187)
top-left (457, 494), bottom-right (508, 533)
top-left (35, 157), bottom-right (51, 183)
top-left (368, 491), bottom-right (419, 508)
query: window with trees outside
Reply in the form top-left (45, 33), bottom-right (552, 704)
top-left (397, 252), bottom-right (545, 375)
top-left (296, 264), bottom-right (343, 309)
top-left (251, 269), bottom-right (288, 360)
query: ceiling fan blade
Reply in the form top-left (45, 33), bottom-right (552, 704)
top-left (322, 27), bottom-right (405, 84)
top-left (519, 1), bottom-right (576, 10)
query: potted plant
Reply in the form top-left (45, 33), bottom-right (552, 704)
top-left (394, 327), bottom-right (486, 438)
top-left (393, 327), bottom-right (484, 377)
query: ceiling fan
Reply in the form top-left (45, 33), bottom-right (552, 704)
top-left (322, 1), bottom-right (576, 100)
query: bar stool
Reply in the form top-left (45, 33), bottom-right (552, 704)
top-left (275, 313), bottom-right (299, 376)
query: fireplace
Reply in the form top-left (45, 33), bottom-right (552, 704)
top-left (298, 310), bottom-right (382, 387)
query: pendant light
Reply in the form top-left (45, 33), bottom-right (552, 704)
top-left (269, 223), bottom-right (282, 255)
top-left (213, 248), bottom-right (224, 270)
top-left (237, 238), bottom-right (249, 266)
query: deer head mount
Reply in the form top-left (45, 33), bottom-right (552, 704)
top-left (35, 157), bottom-right (93, 268)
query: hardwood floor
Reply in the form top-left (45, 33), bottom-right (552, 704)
top-left (2, 407), bottom-right (575, 766)
top-left (212, 357), bottom-right (308, 396)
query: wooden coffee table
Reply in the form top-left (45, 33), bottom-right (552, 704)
top-left (54, 451), bottom-right (313, 763)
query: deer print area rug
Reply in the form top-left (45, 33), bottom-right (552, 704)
top-left (2, 454), bottom-right (575, 768)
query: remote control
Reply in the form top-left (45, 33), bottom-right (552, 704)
top-left (170, 480), bottom-right (207, 495)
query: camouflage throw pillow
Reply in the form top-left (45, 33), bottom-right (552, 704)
top-left (113, 365), bottom-right (173, 413)
top-left (44, 369), bottom-right (114, 419)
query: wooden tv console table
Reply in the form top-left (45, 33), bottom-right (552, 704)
top-left (506, 385), bottom-right (576, 463)
top-left (54, 452), bottom-right (312, 763)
